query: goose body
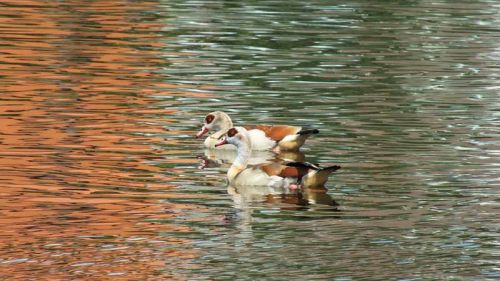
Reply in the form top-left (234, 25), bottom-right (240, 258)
top-left (196, 111), bottom-right (318, 151)
top-left (216, 127), bottom-right (340, 190)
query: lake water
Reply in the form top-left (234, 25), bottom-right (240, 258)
top-left (0, 0), bottom-right (498, 280)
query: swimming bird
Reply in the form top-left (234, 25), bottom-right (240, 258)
top-left (196, 111), bottom-right (319, 151)
top-left (215, 127), bottom-right (340, 190)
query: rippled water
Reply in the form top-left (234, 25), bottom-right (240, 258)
top-left (0, 0), bottom-right (498, 279)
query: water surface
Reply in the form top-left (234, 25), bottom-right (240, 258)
top-left (0, 0), bottom-right (498, 279)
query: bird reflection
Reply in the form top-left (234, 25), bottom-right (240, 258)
top-left (197, 148), bottom-right (276, 169)
top-left (227, 185), bottom-right (338, 208)
top-left (197, 148), bottom-right (305, 170)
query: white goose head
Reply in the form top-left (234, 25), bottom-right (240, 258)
top-left (196, 111), bottom-right (233, 138)
top-left (215, 127), bottom-right (252, 150)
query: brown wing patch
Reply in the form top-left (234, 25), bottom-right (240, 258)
top-left (260, 163), bottom-right (308, 179)
top-left (278, 166), bottom-right (308, 178)
top-left (243, 125), bottom-right (301, 141)
top-left (260, 163), bottom-right (283, 176)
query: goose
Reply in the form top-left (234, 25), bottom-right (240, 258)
top-left (196, 111), bottom-right (319, 151)
top-left (215, 126), bottom-right (340, 190)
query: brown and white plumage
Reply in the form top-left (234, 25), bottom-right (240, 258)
top-left (196, 111), bottom-right (318, 151)
top-left (215, 127), bottom-right (340, 190)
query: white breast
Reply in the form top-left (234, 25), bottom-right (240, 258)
top-left (232, 167), bottom-right (271, 187)
top-left (247, 129), bottom-right (276, 150)
top-left (231, 167), bottom-right (295, 193)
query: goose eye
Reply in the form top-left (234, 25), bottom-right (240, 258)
top-left (205, 114), bottom-right (214, 124)
top-left (227, 128), bottom-right (238, 137)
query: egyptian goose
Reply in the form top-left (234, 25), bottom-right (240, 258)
top-left (215, 127), bottom-right (340, 190)
top-left (196, 111), bottom-right (319, 151)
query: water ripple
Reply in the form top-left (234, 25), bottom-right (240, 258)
top-left (0, 0), bottom-right (498, 280)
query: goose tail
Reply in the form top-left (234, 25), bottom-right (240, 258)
top-left (285, 162), bottom-right (340, 187)
top-left (297, 129), bottom-right (319, 135)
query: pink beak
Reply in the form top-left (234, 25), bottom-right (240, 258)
top-left (215, 138), bottom-right (228, 147)
top-left (195, 126), bottom-right (209, 138)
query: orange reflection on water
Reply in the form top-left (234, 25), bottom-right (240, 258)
top-left (0, 0), bottom-right (205, 279)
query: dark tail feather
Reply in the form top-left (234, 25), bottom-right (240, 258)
top-left (314, 165), bottom-right (341, 179)
top-left (297, 129), bottom-right (319, 135)
top-left (321, 165), bottom-right (341, 172)
top-left (286, 161), bottom-right (340, 172)
top-left (285, 161), bottom-right (321, 170)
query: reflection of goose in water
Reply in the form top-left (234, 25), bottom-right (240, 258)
top-left (228, 185), bottom-right (338, 208)
top-left (216, 127), bottom-right (340, 193)
top-left (223, 185), bottom-right (339, 232)
top-left (196, 111), bottom-right (319, 151)
top-left (197, 148), bottom-right (306, 170)
top-left (198, 148), bottom-right (275, 169)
